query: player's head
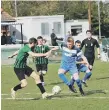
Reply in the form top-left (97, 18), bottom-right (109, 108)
top-left (67, 37), bottom-right (74, 49)
top-left (86, 30), bottom-right (92, 38)
top-left (37, 36), bottom-right (43, 45)
top-left (75, 40), bottom-right (81, 49)
top-left (29, 37), bottom-right (37, 47)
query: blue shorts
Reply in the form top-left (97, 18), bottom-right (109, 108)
top-left (78, 64), bottom-right (89, 73)
top-left (60, 62), bottom-right (78, 75)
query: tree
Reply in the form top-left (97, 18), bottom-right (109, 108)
top-left (1, 1), bottom-right (109, 37)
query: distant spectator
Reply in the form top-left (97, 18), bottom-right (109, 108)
top-left (50, 29), bottom-right (63, 46)
top-left (1, 32), bottom-right (7, 45)
top-left (11, 31), bottom-right (16, 44)
top-left (50, 29), bottom-right (58, 46)
top-left (64, 31), bottom-right (72, 43)
top-left (43, 39), bottom-right (47, 45)
top-left (6, 32), bottom-right (11, 44)
top-left (43, 39), bottom-right (49, 46)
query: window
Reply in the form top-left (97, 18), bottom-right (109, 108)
top-left (53, 22), bottom-right (61, 34)
top-left (71, 25), bottom-right (82, 36)
top-left (41, 23), bottom-right (49, 35)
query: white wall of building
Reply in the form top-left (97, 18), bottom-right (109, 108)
top-left (13, 15), bottom-right (90, 43)
top-left (65, 20), bottom-right (89, 42)
top-left (15, 15), bottom-right (64, 43)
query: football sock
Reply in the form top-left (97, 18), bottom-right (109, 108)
top-left (83, 72), bottom-right (92, 81)
top-left (37, 83), bottom-right (46, 94)
top-left (70, 78), bottom-right (75, 86)
top-left (58, 73), bottom-right (70, 85)
top-left (13, 84), bottom-right (22, 91)
top-left (75, 79), bottom-right (82, 89)
top-left (40, 74), bottom-right (44, 82)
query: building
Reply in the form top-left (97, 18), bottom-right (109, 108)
top-left (15, 15), bottom-right (89, 43)
top-left (65, 19), bottom-right (89, 42)
top-left (1, 8), bottom-right (16, 33)
top-left (15, 15), bottom-right (65, 42)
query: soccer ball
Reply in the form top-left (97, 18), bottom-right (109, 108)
top-left (52, 85), bottom-right (61, 94)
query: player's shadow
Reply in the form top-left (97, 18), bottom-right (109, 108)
top-left (52, 93), bottom-right (79, 99)
top-left (96, 77), bottom-right (109, 80)
top-left (32, 93), bottom-right (80, 100)
top-left (85, 89), bottom-right (107, 95)
top-left (16, 97), bottom-right (41, 101)
top-left (47, 81), bottom-right (63, 85)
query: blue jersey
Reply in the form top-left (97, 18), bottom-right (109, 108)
top-left (60, 44), bottom-right (82, 64)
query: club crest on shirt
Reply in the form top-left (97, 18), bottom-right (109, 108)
top-left (91, 43), bottom-right (93, 46)
top-left (85, 44), bottom-right (87, 46)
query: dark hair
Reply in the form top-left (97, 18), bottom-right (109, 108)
top-left (29, 37), bottom-right (37, 44)
top-left (37, 36), bottom-right (43, 40)
top-left (13, 31), bottom-right (16, 34)
top-left (86, 30), bottom-right (92, 34)
top-left (75, 40), bottom-right (81, 44)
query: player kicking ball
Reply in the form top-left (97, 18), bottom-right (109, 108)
top-left (8, 37), bottom-right (54, 99)
top-left (70, 40), bottom-right (92, 87)
top-left (53, 37), bottom-right (85, 96)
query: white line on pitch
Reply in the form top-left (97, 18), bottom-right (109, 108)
top-left (1, 97), bottom-right (109, 100)
top-left (1, 90), bottom-right (108, 96)
top-left (1, 92), bottom-right (72, 96)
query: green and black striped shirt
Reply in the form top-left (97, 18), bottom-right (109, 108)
top-left (14, 44), bottom-right (31, 68)
top-left (34, 45), bottom-right (50, 64)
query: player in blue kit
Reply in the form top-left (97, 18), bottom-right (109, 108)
top-left (70, 40), bottom-right (92, 87)
top-left (53, 37), bottom-right (85, 96)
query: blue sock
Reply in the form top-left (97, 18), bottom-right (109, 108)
top-left (58, 73), bottom-right (70, 85)
top-left (75, 79), bottom-right (82, 88)
top-left (83, 72), bottom-right (92, 81)
top-left (70, 78), bottom-right (75, 86)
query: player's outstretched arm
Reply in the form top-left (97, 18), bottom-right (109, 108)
top-left (8, 50), bottom-right (19, 58)
top-left (28, 50), bottom-right (52, 57)
top-left (51, 46), bottom-right (59, 51)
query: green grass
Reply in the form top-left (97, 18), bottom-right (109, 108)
top-left (1, 60), bottom-right (109, 110)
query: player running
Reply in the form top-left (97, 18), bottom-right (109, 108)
top-left (80, 30), bottom-right (100, 71)
top-left (70, 40), bottom-right (92, 87)
top-left (34, 36), bottom-right (50, 86)
top-left (53, 37), bottom-right (85, 96)
top-left (8, 37), bottom-right (53, 99)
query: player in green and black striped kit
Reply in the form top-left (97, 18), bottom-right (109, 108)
top-left (8, 37), bottom-right (53, 99)
top-left (34, 36), bottom-right (50, 85)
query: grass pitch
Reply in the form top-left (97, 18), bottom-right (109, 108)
top-left (1, 60), bottom-right (109, 110)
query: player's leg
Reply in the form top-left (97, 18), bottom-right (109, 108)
top-left (36, 64), bottom-right (44, 84)
top-left (73, 73), bottom-right (85, 96)
top-left (70, 65), bottom-right (81, 87)
top-left (58, 68), bottom-right (77, 93)
top-left (87, 57), bottom-right (95, 71)
top-left (80, 65), bottom-right (92, 87)
top-left (11, 68), bottom-right (27, 99)
top-left (70, 65), bottom-right (85, 96)
top-left (28, 67), bottom-right (53, 99)
top-left (41, 64), bottom-right (48, 86)
top-left (58, 68), bottom-right (70, 85)
top-left (89, 57), bottom-right (95, 71)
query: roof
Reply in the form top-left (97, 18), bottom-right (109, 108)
top-left (1, 8), bottom-right (15, 22)
top-left (16, 15), bottom-right (64, 20)
top-left (1, 22), bottom-right (23, 25)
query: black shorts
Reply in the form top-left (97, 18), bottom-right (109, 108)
top-left (14, 66), bottom-right (34, 81)
top-left (36, 64), bottom-right (48, 72)
top-left (86, 57), bottom-right (95, 66)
